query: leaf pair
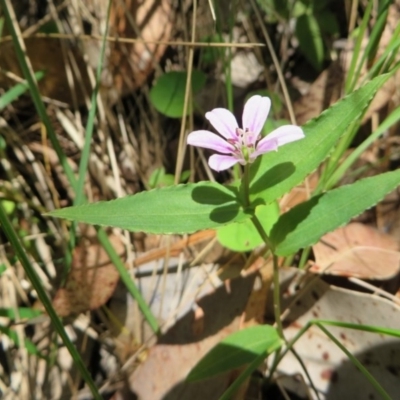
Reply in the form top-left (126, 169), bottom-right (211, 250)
top-left (49, 73), bottom-right (400, 258)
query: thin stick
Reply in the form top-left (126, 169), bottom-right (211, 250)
top-left (174, 0), bottom-right (197, 182)
top-left (249, 0), bottom-right (296, 125)
top-left (1, 32), bottom-right (265, 48)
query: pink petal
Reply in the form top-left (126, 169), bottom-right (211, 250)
top-left (205, 108), bottom-right (238, 140)
top-left (265, 126), bottom-right (305, 146)
top-left (187, 130), bottom-right (235, 154)
top-left (252, 137), bottom-right (279, 159)
top-left (242, 95), bottom-right (271, 139)
top-left (208, 154), bottom-right (240, 172)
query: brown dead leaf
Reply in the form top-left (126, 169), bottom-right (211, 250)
top-left (311, 222), bottom-right (400, 279)
top-left (106, 0), bottom-right (173, 100)
top-left (52, 234), bottom-right (125, 317)
top-left (280, 171), bottom-right (319, 213)
top-left (0, 0), bottom-right (173, 104)
top-left (0, 37), bottom-right (92, 105)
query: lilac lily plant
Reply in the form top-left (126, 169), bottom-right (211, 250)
top-left (187, 95), bottom-right (305, 172)
top-left (187, 95), bottom-right (305, 338)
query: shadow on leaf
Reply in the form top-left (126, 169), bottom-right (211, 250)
top-left (250, 161), bottom-right (295, 196)
top-left (192, 185), bottom-right (242, 224)
top-left (270, 194), bottom-right (322, 248)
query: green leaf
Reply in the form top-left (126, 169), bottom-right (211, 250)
top-left (0, 71), bottom-right (45, 110)
top-left (315, 10), bottom-right (339, 36)
top-left (0, 325), bottom-right (42, 356)
top-left (48, 182), bottom-right (251, 234)
top-left (38, 20), bottom-right (59, 34)
top-left (270, 170), bottom-right (400, 256)
top-left (0, 307), bottom-right (42, 319)
top-left (0, 17), bottom-right (4, 38)
top-left (0, 199), bottom-right (15, 215)
top-left (148, 167), bottom-right (173, 188)
top-left (311, 0), bottom-right (333, 12)
top-left (148, 168), bottom-right (190, 188)
top-left (150, 70), bottom-right (206, 118)
top-left (256, 0), bottom-right (290, 21)
top-left (0, 264), bottom-right (6, 275)
top-left (292, 1), bottom-right (308, 18)
top-left (217, 202), bottom-right (279, 252)
top-left (186, 325), bottom-right (281, 382)
top-left (295, 14), bottom-right (325, 71)
top-left (364, 0), bottom-right (392, 71)
top-left (249, 73), bottom-right (391, 205)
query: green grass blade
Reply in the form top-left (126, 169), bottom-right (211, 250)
top-left (277, 318), bottom-right (396, 399)
top-left (1, 0), bottom-right (159, 334)
top-left (362, 25), bottom-right (400, 84)
top-left (0, 307), bottom-right (42, 319)
top-left (313, 319), bottom-right (400, 338)
top-left (96, 229), bottom-right (160, 333)
top-left (364, 0), bottom-right (392, 66)
top-left (249, 73), bottom-right (390, 205)
top-left (316, 323), bottom-right (391, 400)
top-left (349, 0), bottom-right (392, 91)
top-left (0, 325), bottom-right (43, 357)
top-left (0, 71), bottom-right (45, 110)
top-left (0, 200), bottom-right (101, 399)
top-left (0, 0), bottom-right (76, 187)
top-left (326, 104), bottom-right (400, 188)
top-left (74, 1), bottom-right (110, 207)
top-left (345, 0), bottom-right (373, 93)
top-left (321, 61), bottom-right (400, 191)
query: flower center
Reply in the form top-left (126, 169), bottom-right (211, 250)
top-left (227, 127), bottom-right (257, 163)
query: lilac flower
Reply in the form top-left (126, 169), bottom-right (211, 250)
top-left (187, 95), bottom-right (305, 172)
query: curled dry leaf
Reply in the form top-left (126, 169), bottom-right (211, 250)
top-left (52, 234), bottom-right (125, 317)
top-left (311, 222), bottom-right (400, 280)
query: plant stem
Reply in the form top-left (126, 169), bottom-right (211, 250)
top-left (250, 216), bottom-right (284, 340)
top-left (241, 163), bottom-right (283, 339)
top-left (241, 164), bottom-right (251, 207)
top-left (272, 254), bottom-right (284, 339)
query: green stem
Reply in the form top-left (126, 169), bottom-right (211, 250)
top-left (241, 164), bottom-right (283, 338)
top-left (298, 246), bottom-right (311, 270)
top-left (241, 164), bottom-right (251, 207)
top-left (272, 254), bottom-right (284, 339)
top-left (316, 323), bottom-right (391, 399)
top-left (268, 321), bottom-right (321, 400)
top-left (250, 216), bottom-right (284, 340)
top-left (250, 215), bottom-right (272, 255)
